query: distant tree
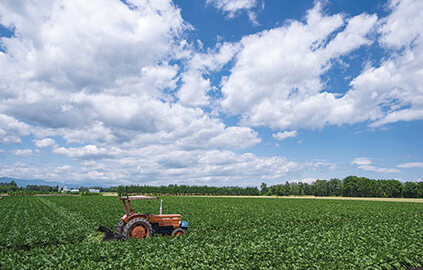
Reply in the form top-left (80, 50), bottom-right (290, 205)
top-left (403, 182), bottom-right (419, 198)
top-left (297, 182), bottom-right (305, 195)
top-left (379, 180), bottom-right (403, 198)
top-left (302, 183), bottom-right (313, 195)
top-left (269, 185), bottom-right (284, 196)
top-left (290, 183), bottom-right (301, 196)
top-left (0, 181), bottom-right (21, 193)
top-left (260, 182), bottom-right (268, 195)
top-left (417, 182), bottom-right (423, 198)
top-left (313, 180), bottom-right (329, 196)
top-left (79, 186), bottom-right (89, 192)
top-left (283, 182), bottom-right (291, 196)
top-left (328, 178), bottom-right (342, 196)
top-left (343, 176), bottom-right (360, 196)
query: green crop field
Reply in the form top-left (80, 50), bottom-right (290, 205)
top-left (1, 196), bottom-right (423, 269)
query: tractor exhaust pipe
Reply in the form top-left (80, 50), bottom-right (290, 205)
top-left (160, 199), bottom-right (163, 215)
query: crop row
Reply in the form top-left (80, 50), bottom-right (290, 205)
top-left (0, 197), bottom-right (91, 251)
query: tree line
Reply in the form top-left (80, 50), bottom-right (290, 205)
top-left (2, 176), bottom-right (423, 198)
top-left (116, 184), bottom-right (260, 196)
top-left (262, 176), bottom-right (423, 198)
top-left (0, 181), bottom-right (102, 195)
top-left (117, 176), bottom-right (423, 198)
top-left (0, 181), bottom-right (20, 193)
top-left (0, 181), bottom-right (62, 195)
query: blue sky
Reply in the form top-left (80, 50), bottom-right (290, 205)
top-left (0, 0), bottom-right (422, 186)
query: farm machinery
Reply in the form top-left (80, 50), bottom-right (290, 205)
top-left (97, 195), bottom-right (188, 241)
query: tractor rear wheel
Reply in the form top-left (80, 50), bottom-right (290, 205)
top-left (171, 228), bottom-right (186, 237)
top-left (123, 218), bottom-right (153, 240)
top-left (115, 220), bottom-right (126, 237)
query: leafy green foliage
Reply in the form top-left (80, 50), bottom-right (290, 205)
top-left (1, 196), bottom-right (423, 269)
top-left (0, 181), bottom-right (19, 193)
top-left (2, 176), bottom-right (423, 198)
top-left (80, 191), bottom-right (103, 196)
top-left (267, 177), bottom-right (423, 198)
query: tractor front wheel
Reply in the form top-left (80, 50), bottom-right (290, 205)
top-left (123, 218), bottom-right (153, 240)
top-left (171, 228), bottom-right (186, 237)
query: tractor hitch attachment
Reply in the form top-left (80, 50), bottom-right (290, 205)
top-left (97, 225), bottom-right (122, 241)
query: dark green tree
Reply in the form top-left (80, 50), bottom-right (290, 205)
top-left (403, 182), bottom-right (419, 198)
top-left (260, 182), bottom-right (268, 195)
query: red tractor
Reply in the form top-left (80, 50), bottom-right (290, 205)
top-left (98, 195), bottom-right (188, 241)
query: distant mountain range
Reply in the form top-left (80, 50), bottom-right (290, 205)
top-left (0, 176), bottom-right (67, 187)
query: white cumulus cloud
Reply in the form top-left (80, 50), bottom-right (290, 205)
top-left (34, 138), bottom-right (56, 148)
top-left (1, 0), bottom-right (420, 185)
top-left (348, 0), bottom-right (423, 127)
top-left (207, 0), bottom-right (258, 17)
top-left (273, 130), bottom-right (297, 141)
top-left (398, 162), bottom-right (423, 168)
top-left (220, 3), bottom-right (378, 130)
top-left (351, 158), bottom-right (399, 173)
top-left (13, 149), bottom-right (33, 156)
top-left (0, 114), bottom-right (31, 144)
top-left (351, 157), bottom-right (372, 166)
top-left (177, 42), bottom-right (240, 107)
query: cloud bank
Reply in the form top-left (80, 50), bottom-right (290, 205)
top-left (0, 0), bottom-right (421, 185)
